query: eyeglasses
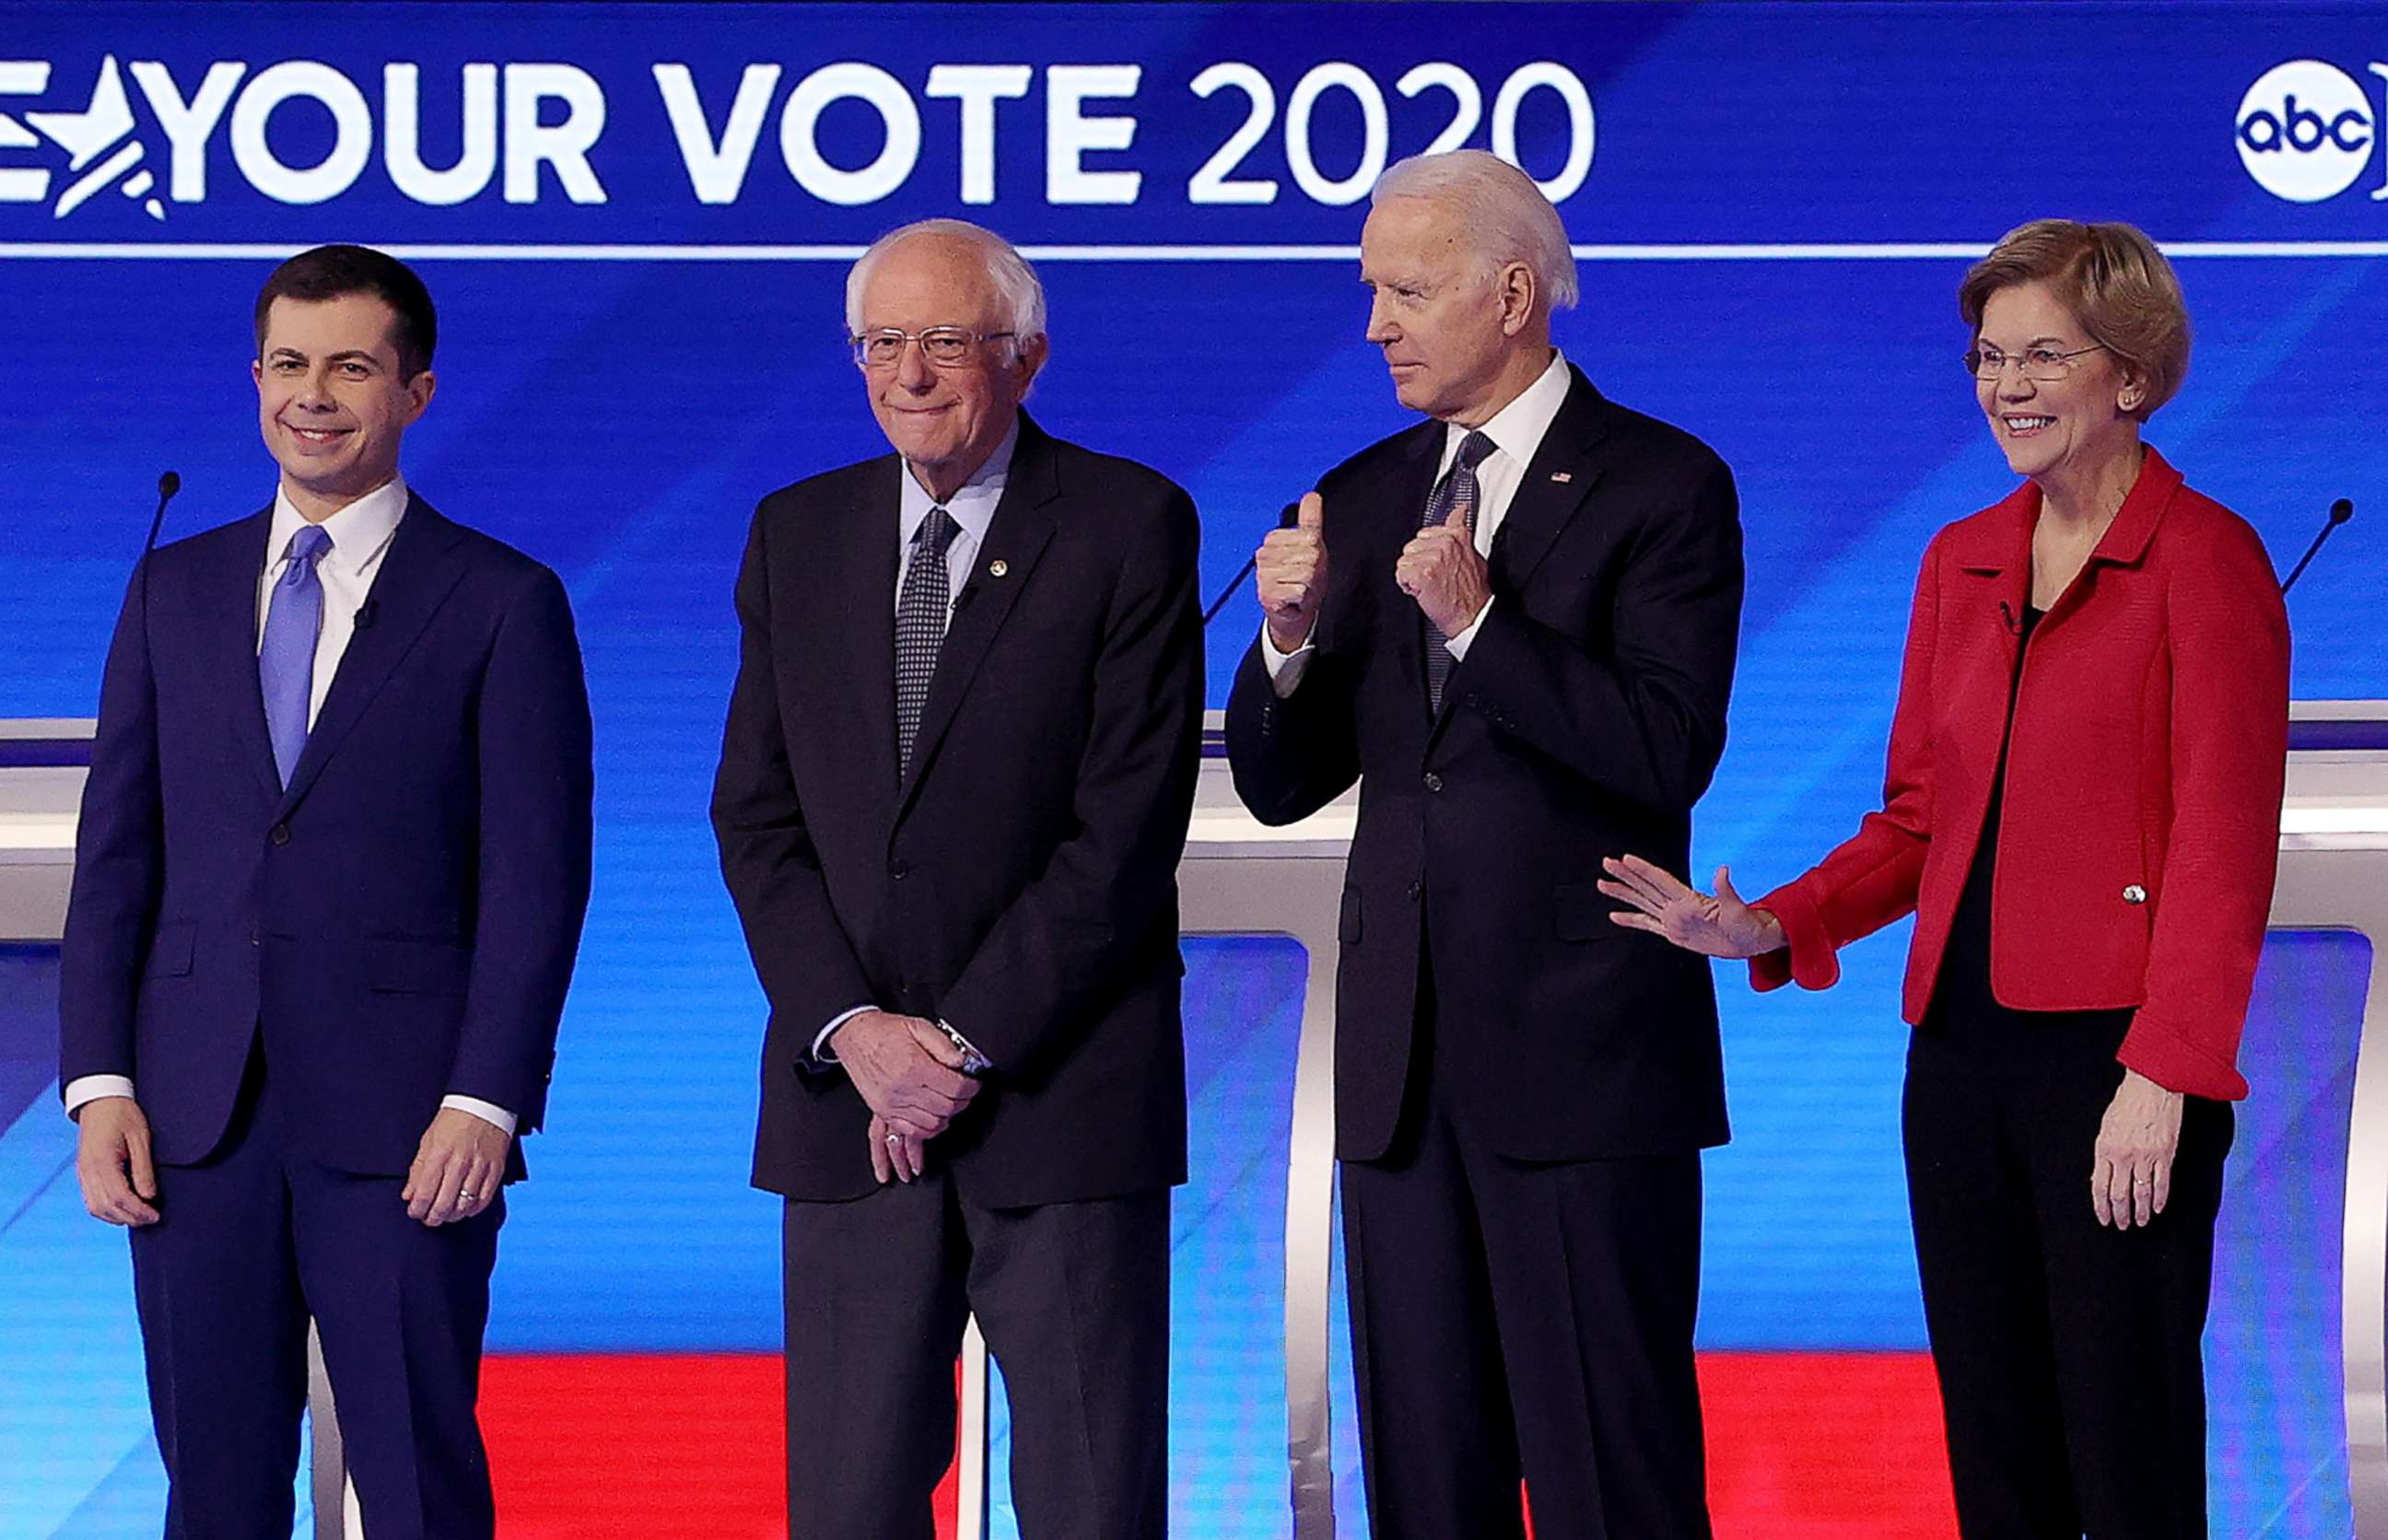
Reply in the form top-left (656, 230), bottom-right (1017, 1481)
top-left (850, 327), bottom-right (1016, 368)
top-left (1965, 342), bottom-right (2107, 381)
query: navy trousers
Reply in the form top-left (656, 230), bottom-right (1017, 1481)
top-left (126, 1047), bottom-right (502, 1540)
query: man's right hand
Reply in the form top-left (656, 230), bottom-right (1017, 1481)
top-left (76, 1096), bottom-right (160, 1227)
top-left (832, 1010), bottom-right (981, 1138)
top-left (1256, 491), bottom-right (1329, 655)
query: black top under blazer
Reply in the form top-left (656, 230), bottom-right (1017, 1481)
top-left (1225, 367), bottom-right (1744, 1163)
top-left (713, 414), bottom-right (1205, 1208)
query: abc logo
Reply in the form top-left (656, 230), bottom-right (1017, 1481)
top-left (2236, 59), bottom-right (2375, 202)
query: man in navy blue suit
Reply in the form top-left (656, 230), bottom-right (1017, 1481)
top-left (59, 244), bottom-right (593, 1540)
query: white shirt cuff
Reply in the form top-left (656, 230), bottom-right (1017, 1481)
top-left (1442, 596), bottom-right (1494, 660)
top-left (813, 1005), bottom-right (874, 1068)
top-left (64, 1075), bottom-right (137, 1118)
top-left (1259, 621), bottom-right (1316, 698)
top-left (440, 1095), bottom-right (518, 1137)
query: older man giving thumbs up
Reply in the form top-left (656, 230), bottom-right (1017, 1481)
top-left (1223, 149), bottom-right (1744, 1540)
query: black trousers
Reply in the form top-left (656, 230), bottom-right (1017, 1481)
top-left (1340, 1010), bottom-right (1712, 1540)
top-left (779, 1174), bottom-right (1170, 1540)
top-left (127, 1046), bottom-right (502, 1540)
top-left (1904, 1033), bottom-right (2232, 1539)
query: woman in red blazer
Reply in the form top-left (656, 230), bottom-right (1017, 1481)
top-left (1603, 219), bottom-right (2288, 1538)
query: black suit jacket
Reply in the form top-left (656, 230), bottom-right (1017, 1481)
top-left (1225, 368), bottom-right (1742, 1163)
top-left (713, 414), bottom-right (1204, 1208)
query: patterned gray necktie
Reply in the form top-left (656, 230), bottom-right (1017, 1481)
top-left (895, 505), bottom-right (962, 780)
top-left (1422, 430), bottom-right (1497, 714)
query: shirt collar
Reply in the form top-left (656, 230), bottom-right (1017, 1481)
top-left (900, 420), bottom-right (1018, 553)
top-left (1441, 349), bottom-right (1572, 474)
top-left (267, 474), bottom-right (410, 578)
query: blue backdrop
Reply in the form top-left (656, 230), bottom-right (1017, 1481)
top-left (2, 3), bottom-right (2384, 1534)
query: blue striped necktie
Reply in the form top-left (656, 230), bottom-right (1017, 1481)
top-left (1422, 430), bottom-right (1496, 714)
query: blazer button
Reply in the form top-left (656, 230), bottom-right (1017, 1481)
top-left (268, 822), bottom-right (290, 846)
top-left (1422, 772), bottom-right (1444, 793)
top-left (1406, 880), bottom-right (1422, 902)
top-left (249, 926), bottom-right (262, 946)
top-left (890, 859), bottom-right (911, 881)
top-left (2122, 883), bottom-right (2148, 904)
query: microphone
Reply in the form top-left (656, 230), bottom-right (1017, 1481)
top-left (1998, 600), bottom-right (2019, 636)
top-left (2280, 496), bottom-right (2354, 596)
top-left (137, 470), bottom-right (183, 620)
top-left (1202, 500), bottom-right (1302, 627)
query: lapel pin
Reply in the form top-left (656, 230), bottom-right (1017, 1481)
top-left (989, 559), bottom-right (1009, 578)
top-left (1550, 472), bottom-right (1573, 484)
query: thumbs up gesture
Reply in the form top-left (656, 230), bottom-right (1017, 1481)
top-left (1257, 492), bottom-right (1329, 653)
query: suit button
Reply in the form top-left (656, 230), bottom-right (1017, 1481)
top-left (1422, 772), bottom-right (1444, 793)
top-left (890, 859), bottom-right (911, 880)
top-left (2123, 883), bottom-right (2148, 904)
top-left (268, 822), bottom-right (290, 846)
top-left (249, 926), bottom-right (261, 947)
top-left (1406, 881), bottom-right (1422, 902)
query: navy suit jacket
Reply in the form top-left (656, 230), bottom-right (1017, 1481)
top-left (59, 494), bottom-right (594, 1176)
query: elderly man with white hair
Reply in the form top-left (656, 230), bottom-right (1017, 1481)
top-left (713, 217), bottom-right (1203, 1539)
top-left (1226, 151), bottom-right (1743, 1538)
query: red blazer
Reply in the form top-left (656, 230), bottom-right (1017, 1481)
top-left (1750, 447), bottom-right (2288, 1100)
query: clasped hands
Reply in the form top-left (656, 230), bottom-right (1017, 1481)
top-left (1598, 852), bottom-right (2186, 1232)
top-left (1255, 490), bottom-right (1490, 654)
top-left (77, 1096), bottom-right (509, 1230)
top-left (834, 1009), bottom-right (981, 1186)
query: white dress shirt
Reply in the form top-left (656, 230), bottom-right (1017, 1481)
top-left (64, 476), bottom-right (518, 1138)
top-left (1263, 348), bottom-right (1574, 695)
top-left (810, 425), bottom-right (1017, 1070)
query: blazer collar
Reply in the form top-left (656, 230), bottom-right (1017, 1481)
top-left (1950, 443), bottom-right (2185, 576)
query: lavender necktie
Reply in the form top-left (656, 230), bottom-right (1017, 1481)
top-left (259, 523), bottom-right (334, 787)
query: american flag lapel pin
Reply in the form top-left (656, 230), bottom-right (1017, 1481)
top-left (1551, 471), bottom-right (1573, 484)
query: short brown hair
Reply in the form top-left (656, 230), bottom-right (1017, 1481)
top-left (253, 243), bottom-right (437, 379)
top-left (1958, 220), bottom-right (2190, 418)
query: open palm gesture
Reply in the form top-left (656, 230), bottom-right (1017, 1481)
top-left (1598, 855), bottom-right (1785, 960)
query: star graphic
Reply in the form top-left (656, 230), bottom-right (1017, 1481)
top-left (22, 55), bottom-right (163, 220)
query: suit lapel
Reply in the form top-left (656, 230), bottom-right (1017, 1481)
top-left (1488, 368), bottom-right (1610, 595)
top-left (1377, 423), bottom-right (1445, 711)
top-left (1951, 484), bottom-right (2036, 670)
top-left (205, 507), bottom-right (283, 799)
top-left (830, 461), bottom-right (903, 805)
top-left (1424, 369), bottom-right (1609, 743)
top-left (275, 494), bottom-right (469, 813)
top-left (894, 415), bottom-right (1060, 821)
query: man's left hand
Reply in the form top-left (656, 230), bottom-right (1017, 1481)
top-left (404, 1107), bottom-right (510, 1226)
top-left (1395, 521), bottom-right (1491, 639)
top-left (869, 1114), bottom-right (929, 1185)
